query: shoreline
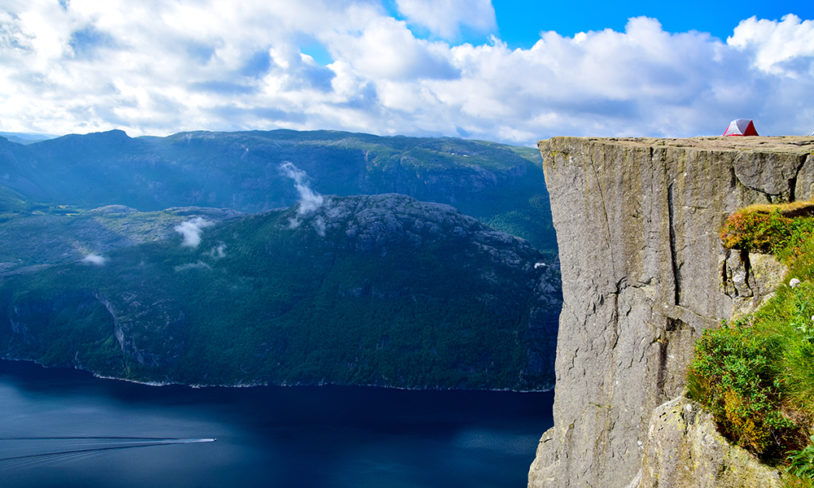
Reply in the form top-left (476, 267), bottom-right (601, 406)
top-left (0, 357), bottom-right (554, 394)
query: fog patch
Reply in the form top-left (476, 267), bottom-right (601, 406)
top-left (175, 217), bottom-right (214, 248)
top-left (280, 162), bottom-right (324, 230)
top-left (174, 261), bottom-right (212, 272)
top-left (205, 243), bottom-right (227, 259)
top-left (82, 253), bottom-right (107, 266)
top-left (312, 216), bottom-right (326, 236)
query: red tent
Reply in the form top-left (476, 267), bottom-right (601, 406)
top-left (723, 119), bottom-right (758, 136)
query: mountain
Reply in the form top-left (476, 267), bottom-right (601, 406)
top-left (0, 129), bottom-right (562, 391)
top-left (0, 132), bottom-right (55, 145)
top-left (0, 129), bottom-right (555, 251)
top-left (0, 194), bottom-right (560, 390)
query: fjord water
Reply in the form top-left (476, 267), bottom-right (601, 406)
top-left (0, 361), bottom-right (553, 487)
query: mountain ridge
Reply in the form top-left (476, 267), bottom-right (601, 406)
top-left (0, 129), bottom-right (555, 251)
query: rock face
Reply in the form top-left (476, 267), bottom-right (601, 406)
top-left (722, 252), bottom-right (786, 320)
top-left (529, 137), bottom-right (814, 488)
top-left (638, 397), bottom-right (783, 488)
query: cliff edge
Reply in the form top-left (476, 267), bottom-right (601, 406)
top-left (529, 136), bottom-right (814, 487)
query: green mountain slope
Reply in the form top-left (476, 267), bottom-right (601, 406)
top-left (0, 130), bottom-right (555, 250)
top-left (0, 194), bottom-right (560, 390)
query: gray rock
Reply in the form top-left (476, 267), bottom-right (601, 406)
top-left (733, 150), bottom-right (804, 200)
top-left (637, 397), bottom-right (783, 488)
top-left (722, 251), bottom-right (786, 320)
top-left (529, 136), bottom-right (814, 488)
top-left (795, 154), bottom-right (814, 199)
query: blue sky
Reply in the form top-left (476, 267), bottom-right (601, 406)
top-left (0, 0), bottom-right (812, 144)
top-left (492, 1), bottom-right (814, 45)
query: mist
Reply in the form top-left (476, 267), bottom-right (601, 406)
top-left (280, 162), bottom-right (324, 216)
top-left (81, 254), bottom-right (107, 266)
top-left (174, 218), bottom-right (214, 248)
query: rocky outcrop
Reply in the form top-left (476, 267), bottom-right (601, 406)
top-left (722, 251), bottom-right (786, 320)
top-left (529, 137), bottom-right (814, 488)
top-left (638, 397), bottom-right (783, 488)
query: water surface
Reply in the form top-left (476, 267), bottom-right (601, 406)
top-left (0, 360), bottom-right (553, 487)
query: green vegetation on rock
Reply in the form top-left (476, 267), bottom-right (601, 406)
top-left (688, 202), bottom-right (814, 479)
top-left (719, 203), bottom-right (814, 258)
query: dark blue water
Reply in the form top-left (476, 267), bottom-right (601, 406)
top-left (0, 361), bottom-right (553, 487)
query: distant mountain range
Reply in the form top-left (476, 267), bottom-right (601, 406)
top-left (0, 131), bottom-right (56, 145)
top-left (0, 130), bottom-right (561, 390)
top-left (0, 129), bottom-right (555, 251)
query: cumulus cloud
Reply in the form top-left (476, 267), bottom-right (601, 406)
top-left (728, 14), bottom-right (814, 76)
top-left (0, 2), bottom-right (812, 143)
top-left (328, 16), bottom-right (458, 80)
top-left (174, 217), bottom-right (214, 248)
top-left (396, 0), bottom-right (496, 39)
top-left (82, 253), bottom-right (107, 265)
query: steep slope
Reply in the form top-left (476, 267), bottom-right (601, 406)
top-left (0, 194), bottom-right (561, 389)
top-left (528, 137), bottom-right (814, 487)
top-left (0, 130), bottom-right (555, 250)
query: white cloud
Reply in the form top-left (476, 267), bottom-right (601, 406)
top-left (0, 2), bottom-right (812, 143)
top-left (327, 16), bottom-right (458, 80)
top-left (728, 14), bottom-right (814, 76)
top-left (174, 217), bottom-right (214, 247)
top-left (280, 161), bottom-right (328, 234)
top-left (396, 0), bottom-right (496, 39)
top-left (280, 162), bottom-right (324, 215)
top-left (82, 253), bottom-right (106, 265)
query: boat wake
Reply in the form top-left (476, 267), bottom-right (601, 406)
top-left (0, 436), bottom-right (215, 468)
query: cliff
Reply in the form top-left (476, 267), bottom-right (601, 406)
top-left (529, 136), bottom-right (814, 487)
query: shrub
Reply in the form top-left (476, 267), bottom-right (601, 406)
top-left (720, 206), bottom-right (814, 260)
top-left (720, 209), bottom-right (793, 253)
top-left (788, 437), bottom-right (814, 480)
top-left (686, 321), bottom-right (795, 457)
top-left (763, 282), bottom-right (814, 413)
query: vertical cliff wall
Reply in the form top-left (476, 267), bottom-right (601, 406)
top-left (529, 137), bottom-right (814, 488)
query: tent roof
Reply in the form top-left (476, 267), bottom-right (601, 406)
top-left (724, 119), bottom-right (758, 136)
